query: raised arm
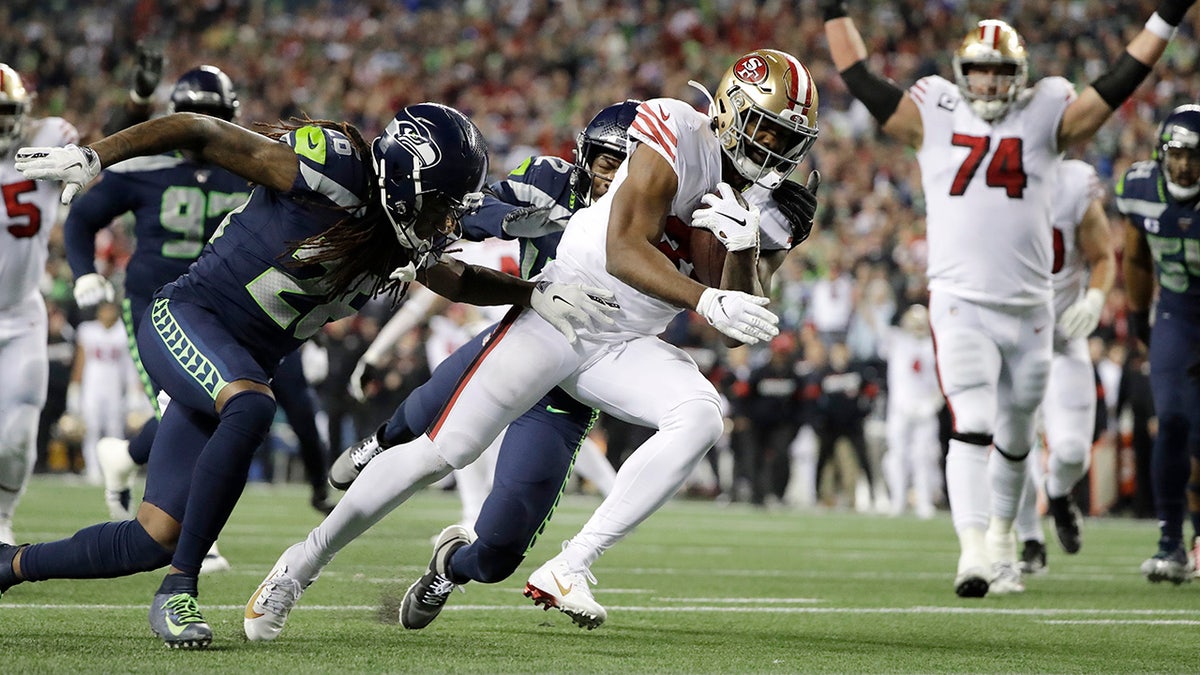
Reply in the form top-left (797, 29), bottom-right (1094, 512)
top-left (1058, 1), bottom-right (1195, 149)
top-left (821, 2), bottom-right (923, 148)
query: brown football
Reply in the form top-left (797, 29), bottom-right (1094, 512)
top-left (690, 226), bottom-right (728, 288)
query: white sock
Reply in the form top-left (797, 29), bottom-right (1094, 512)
top-left (297, 434), bottom-right (451, 581)
top-left (563, 400), bottom-right (722, 570)
top-left (1013, 461), bottom-right (1043, 543)
top-left (989, 450), bottom-right (1027, 522)
top-left (945, 439), bottom-right (990, 535)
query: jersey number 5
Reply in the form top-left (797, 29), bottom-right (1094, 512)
top-left (950, 134), bottom-right (1027, 198)
top-left (3, 180), bottom-right (42, 238)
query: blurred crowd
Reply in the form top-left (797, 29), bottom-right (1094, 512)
top-left (5, 0), bottom-right (1191, 516)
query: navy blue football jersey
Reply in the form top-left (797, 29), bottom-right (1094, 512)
top-left (64, 153), bottom-right (252, 303)
top-left (164, 125), bottom-right (376, 363)
top-left (462, 155), bottom-right (581, 279)
top-left (1116, 160), bottom-right (1200, 315)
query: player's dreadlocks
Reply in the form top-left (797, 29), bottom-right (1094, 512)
top-left (259, 118), bottom-right (411, 303)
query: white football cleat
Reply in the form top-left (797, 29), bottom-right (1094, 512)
top-left (524, 551), bottom-right (607, 629)
top-left (986, 526), bottom-right (1025, 595)
top-left (245, 543), bottom-right (313, 641)
top-left (0, 519), bottom-right (13, 546)
top-left (97, 437), bottom-right (136, 520)
top-left (954, 527), bottom-right (989, 598)
top-left (200, 543), bottom-right (232, 575)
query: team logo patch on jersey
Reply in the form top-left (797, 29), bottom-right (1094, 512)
top-left (937, 94), bottom-right (958, 112)
top-left (733, 55), bottom-right (768, 85)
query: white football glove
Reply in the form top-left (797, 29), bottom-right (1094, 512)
top-left (695, 287), bottom-right (779, 345)
top-left (500, 204), bottom-right (558, 238)
top-left (15, 144), bottom-right (102, 204)
top-left (1057, 288), bottom-right (1106, 339)
top-left (389, 262), bottom-right (418, 283)
top-left (73, 273), bottom-right (115, 308)
top-left (530, 280), bottom-right (620, 344)
top-left (689, 182), bottom-right (761, 252)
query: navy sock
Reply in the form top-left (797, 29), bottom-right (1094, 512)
top-left (157, 571), bottom-right (198, 596)
top-left (171, 391), bottom-right (275, 576)
top-left (129, 416), bottom-right (159, 466)
top-left (19, 519), bottom-right (172, 582)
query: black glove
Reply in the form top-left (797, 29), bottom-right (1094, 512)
top-left (772, 170), bottom-right (820, 248)
top-left (131, 42), bottom-right (165, 100)
top-left (819, 0), bottom-right (849, 21)
top-left (1129, 309), bottom-right (1151, 346)
top-left (1157, 0), bottom-right (1196, 26)
top-left (357, 362), bottom-right (385, 397)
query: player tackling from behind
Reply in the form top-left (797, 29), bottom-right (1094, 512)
top-left (822, 0), bottom-right (1194, 596)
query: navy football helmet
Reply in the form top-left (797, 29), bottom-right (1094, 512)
top-left (572, 100), bottom-right (639, 204)
top-left (371, 102), bottom-right (489, 263)
top-left (1155, 104), bottom-right (1200, 202)
top-left (168, 65), bottom-right (240, 121)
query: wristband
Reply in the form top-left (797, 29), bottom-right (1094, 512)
top-left (1145, 12), bottom-right (1178, 40)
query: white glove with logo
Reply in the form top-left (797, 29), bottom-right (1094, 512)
top-left (15, 144), bottom-right (102, 204)
top-left (530, 280), bottom-right (620, 344)
top-left (1057, 288), bottom-right (1106, 339)
top-left (689, 182), bottom-right (761, 252)
top-left (73, 273), bottom-right (115, 308)
top-left (695, 287), bottom-right (779, 345)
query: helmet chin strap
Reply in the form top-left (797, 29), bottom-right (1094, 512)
top-left (1166, 179), bottom-right (1200, 202)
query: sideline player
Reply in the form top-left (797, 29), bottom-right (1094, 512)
top-left (1014, 159), bottom-right (1113, 574)
top-left (0, 64), bottom-right (79, 545)
top-left (2, 102), bottom-right (614, 649)
top-left (1120, 104), bottom-right (1200, 584)
top-left (822, 0), bottom-right (1194, 596)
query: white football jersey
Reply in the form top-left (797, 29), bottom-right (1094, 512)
top-left (547, 98), bottom-right (724, 338)
top-left (1049, 159), bottom-right (1103, 320)
top-left (0, 117), bottom-right (78, 310)
top-left (885, 327), bottom-right (941, 417)
top-left (743, 182), bottom-right (791, 252)
top-left (912, 76), bottom-right (1075, 307)
top-left (76, 319), bottom-right (135, 393)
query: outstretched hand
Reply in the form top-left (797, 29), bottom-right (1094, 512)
top-left (15, 144), bottom-right (102, 204)
top-left (132, 42), bottom-right (165, 100)
top-left (530, 280), bottom-right (620, 344)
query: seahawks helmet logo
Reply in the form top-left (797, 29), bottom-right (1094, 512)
top-left (387, 115), bottom-right (442, 169)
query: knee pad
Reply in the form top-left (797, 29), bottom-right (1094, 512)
top-left (219, 390), bottom-right (277, 444)
top-left (665, 398), bottom-right (725, 448)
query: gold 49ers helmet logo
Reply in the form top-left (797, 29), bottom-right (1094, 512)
top-left (733, 55), bottom-right (768, 85)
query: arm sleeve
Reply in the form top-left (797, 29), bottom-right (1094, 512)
top-left (461, 192), bottom-right (520, 241)
top-left (63, 173), bottom-right (135, 277)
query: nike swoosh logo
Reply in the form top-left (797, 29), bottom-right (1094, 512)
top-left (545, 405), bottom-right (570, 415)
top-left (715, 212), bottom-right (746, 228)
top-left (245, 585), bottom-right (266, 619)
top-left (307, 135), bottom-right (320, 150)
top-left (62, 161), bottom-right (82, 173)
top-left (658, 105), bottom-right (671, 120)
top-left (1034, 325), bottom-right (1046, 334)
top-left (165, 615), bottom-right (190, 636)
top-left (551, 571), bottom-right (573, 596)
top-left (551, 294), bottom-right (574, 307)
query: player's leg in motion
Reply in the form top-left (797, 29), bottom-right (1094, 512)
top-left (1014, 446), bottom-right (1047, 575)
top-left (929, 293), bottom-right (1002, 598)
top-left (1039, 338), bottom-right (1096, 555)
top-left (524, 336), bottom-right (725, 628)
top-left (137, 297), bottom-right (276, 646)
top-left (272, 351), bottom-right (334, 514)
top-left (1141, 312), bottom-right (1200, 583)
top-left (883, 409), bottom-right (912, 516)
top-left (0, 295), bottom-right (49, 545)
top-left (987, 307), bottom-right (1051, 595)
top-left (245, 309), bottom-right (577, 640)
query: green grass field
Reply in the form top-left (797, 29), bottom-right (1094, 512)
top-left (1, 475), bottom-right (1195, 673)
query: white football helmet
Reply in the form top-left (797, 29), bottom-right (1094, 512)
top-left (0, 64), bottom-right (30, 154)
top-left (952, 20), bottom-right (1028, 122)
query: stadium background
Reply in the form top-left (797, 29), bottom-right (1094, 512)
top-left (3, 0), bottom-right (1194, 515)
